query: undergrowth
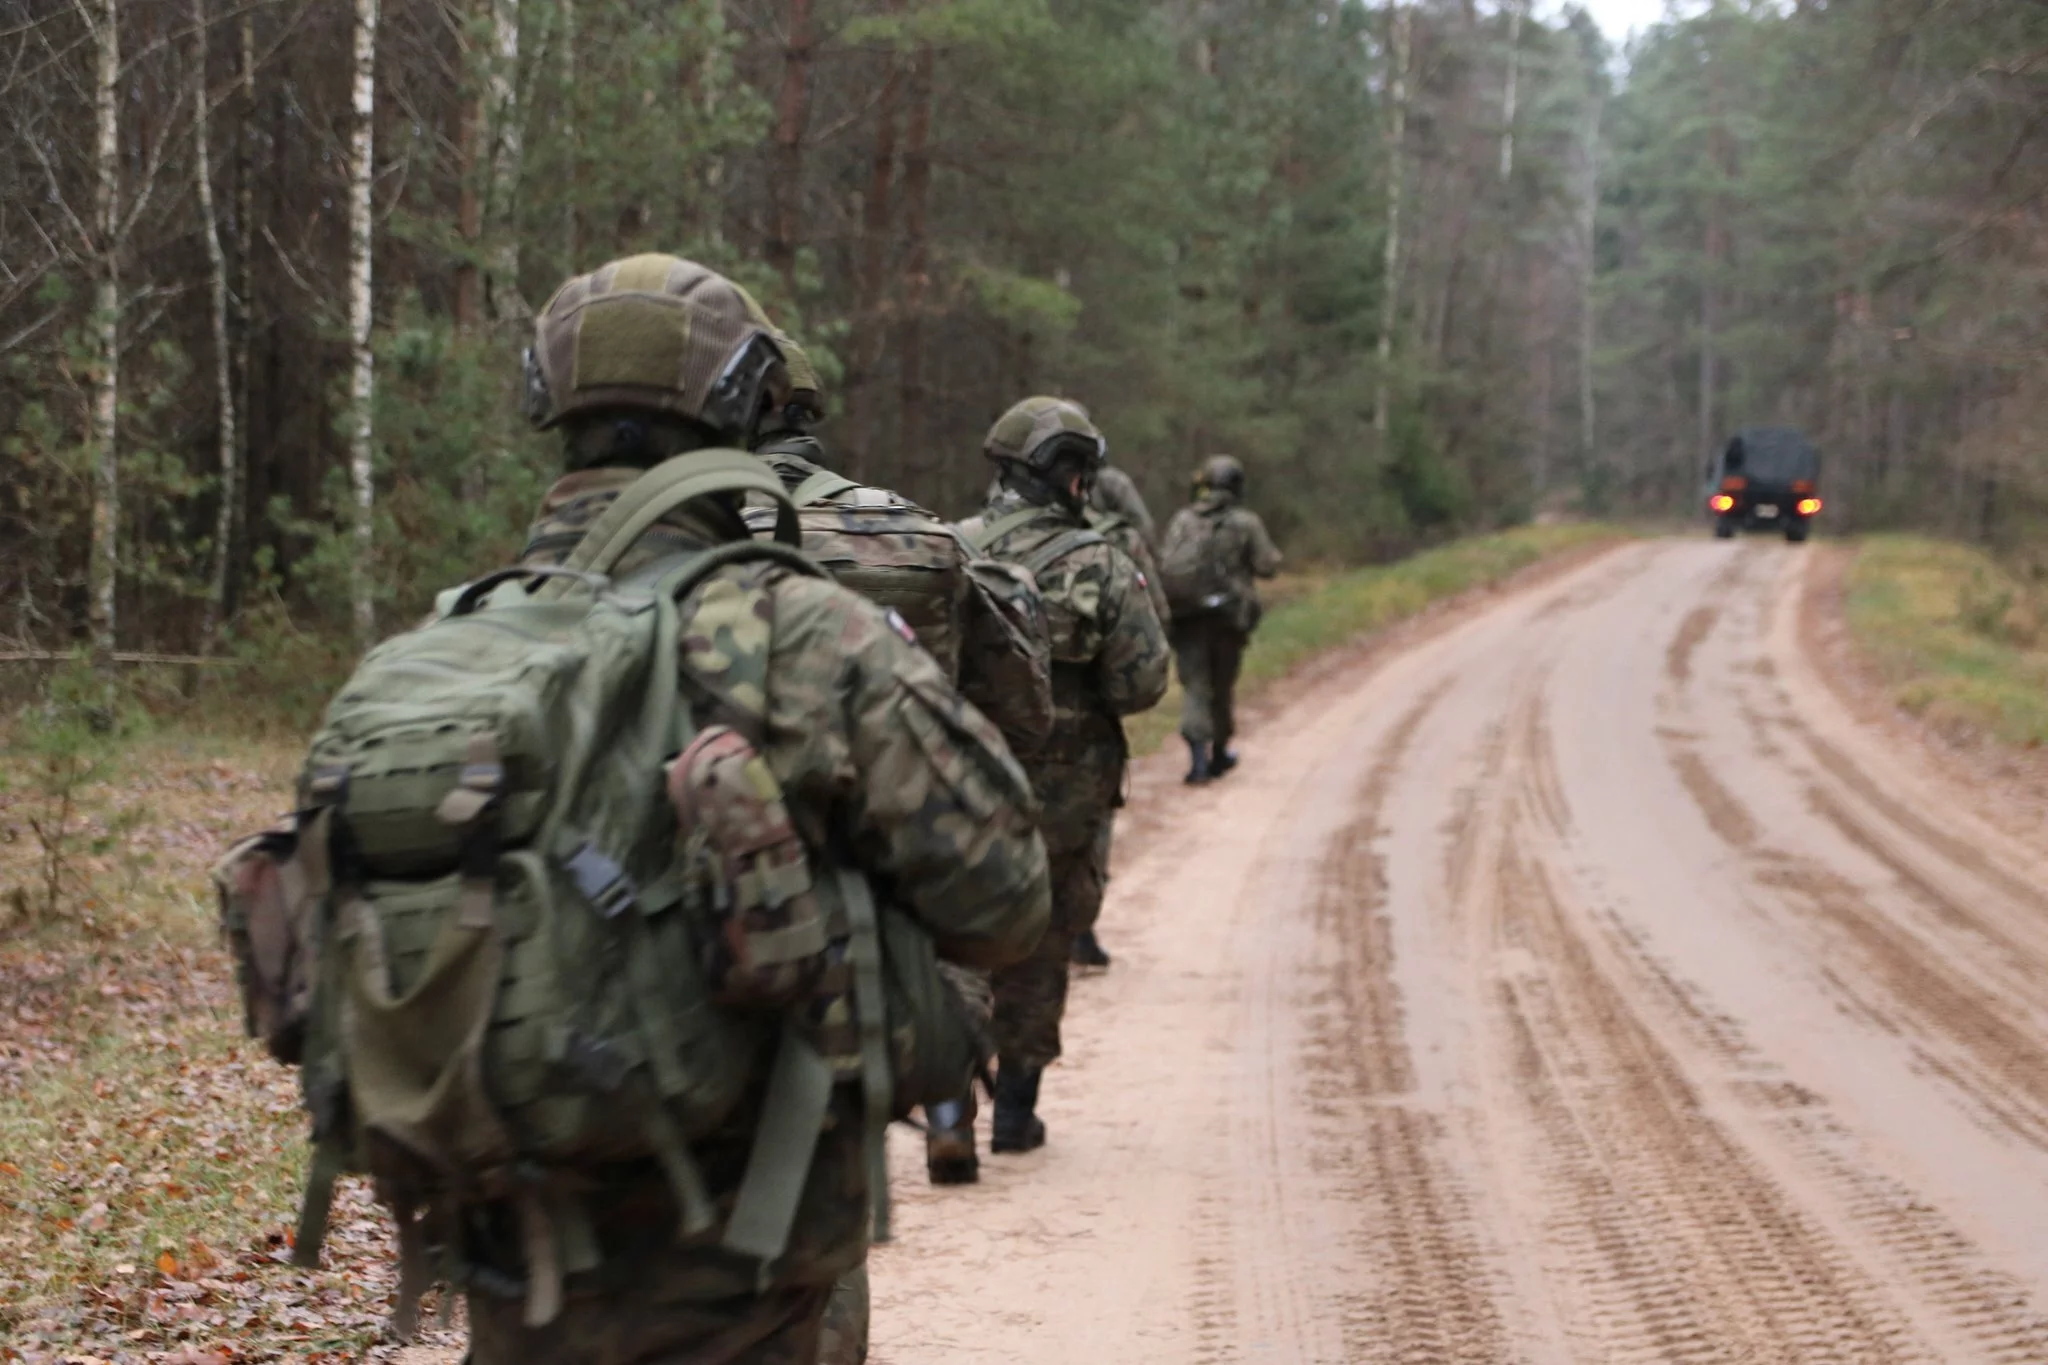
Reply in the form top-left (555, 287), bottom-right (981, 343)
top-left (1842, 534), bottom-right (2048, 746)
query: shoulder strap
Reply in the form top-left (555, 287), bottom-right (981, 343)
top-left (558, 450), bottom-right (802, 582)
top-left (639, 538), bottom-right (825, 600)
top-left (966, 505), bottom-right (1048, 554)
top-left (1017, 527), bottom-right (1106, 580)
top-left (790, 468), bottom-right (861, 508)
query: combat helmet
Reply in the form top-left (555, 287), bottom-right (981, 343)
top-left (983, 396), bottom-right (1107, 473)
top-left (1199, 454), bottom-right (1246, 497)
top-left (732, 285), bottom-right (825, 429)
top-left (523, 254), bottom-right (791, 447)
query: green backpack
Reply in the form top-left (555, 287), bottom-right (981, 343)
top-left (1157, 504), bottom-right (1232, 617)
top-left (214, 451), bottom-right (973, 1334)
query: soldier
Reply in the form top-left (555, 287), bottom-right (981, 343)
top-left (1089, 462), bottom-right (1157, 546)
top-left (1157, 454), bottom-right (1283, 784)
top-left (729, 313), bottom-right (1051, 1191)
top-left (962, 397), bottom-right (1170, 1153)
top-left (1074, 480), bottom-right (1167, 972)
top-left (495, 255), bottom-right (1052, 1361)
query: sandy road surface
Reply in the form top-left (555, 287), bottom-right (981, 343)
top-left (868, 538), bottom-right (2048, 1363)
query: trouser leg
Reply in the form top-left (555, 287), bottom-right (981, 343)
top-left (1174, 620), bottom-right (1216, 745)
top-left (1211, 626), bottom-right (1247, 755)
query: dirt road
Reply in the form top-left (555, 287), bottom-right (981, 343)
top-left (867, 539), bottom-right (2048, 1363)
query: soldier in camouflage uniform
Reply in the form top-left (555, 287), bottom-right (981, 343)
top-left (960, 397), bottom-right (1170, 1153)
top-left (1073, 483), bottom-right (1167, 971)
top-left (486, 254), bottom-right (1050, 1364)
top-left (726, 309), bottom-right (1051, 1190)
top-left (1089, 463), bottom-right (1156, 546)
top-left (1160, 454), bottom-right (1282, 784)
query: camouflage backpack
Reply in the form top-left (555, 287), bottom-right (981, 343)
top-left (214, 452), bottom-right (974, 1334)
top-left (1157, 504), bottom-right (1233, 617)
top-left (746, 445), bottom-right (1054, 752)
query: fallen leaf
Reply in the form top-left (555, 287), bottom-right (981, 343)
top-left (157, 1250), bottom-right (180, 1276)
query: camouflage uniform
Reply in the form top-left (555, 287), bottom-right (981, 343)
top-left (467, 470), bottom-right (1048, 1364)
top-left (453, 256), bottom-right (1048, 1365)
top-left (746, 435), bottom-right (1052, 753)
top-left (965, 482), bottom-right (1169, 1076)
top-left (1165, 486), bottom-right (1282, 756)
top-left (1088, 463), bottom-right (1156, 546)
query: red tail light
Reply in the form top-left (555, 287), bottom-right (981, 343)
top-left (1791, 479), bottom-right (1815, 494)
top-left (1796, 497), bottom-right (1822, 516)
top-left (1709, 494), bottom-right (1736, 513)
top-left (1721, 475), bottom-right (1747, 491)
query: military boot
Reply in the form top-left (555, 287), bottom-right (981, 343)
top-left (1070, 929), bottom-right (1111, 968)
top-left (1183, 735), bottom-right (1213, 785)
top-left (924, 1095), bottom-right (980, 1185)
top-left (990, 1065), bottom-right (1047, 1154)
top-left (1210, 745), bottom-right (1239, 778)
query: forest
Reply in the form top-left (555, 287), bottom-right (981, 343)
top-left (1, 0), bottom-right (2044, 672)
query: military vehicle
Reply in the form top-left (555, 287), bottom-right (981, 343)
top-left (1705, 427), bottom-right (1822, 542)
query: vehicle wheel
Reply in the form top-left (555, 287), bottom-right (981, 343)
top-left (1714, 519), bottom-right (1736, 540)
top-left (1786, 521), bottom-right (1809, 543)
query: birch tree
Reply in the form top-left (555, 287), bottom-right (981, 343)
top-left (346, 0), bottom-right (380, 646)
top-left (194, 0), bottom-right (238, 649)
top-left (484, 0), bottom-right (526, 322)
top-left (85, 0), bottom-right (121, 662)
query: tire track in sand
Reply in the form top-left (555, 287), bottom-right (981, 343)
top-left (1307, 681), bottom-right (1519, 1363)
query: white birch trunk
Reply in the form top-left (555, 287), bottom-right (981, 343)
top-left (347, 0), bottom-right (380, 647)
top-left (86, 0), bottom-right (121, 660)
top-left (194, 0), bottom-right (238, 649)
top-left (1374, 3), bottom-right (1411, 445)
top-left (485, 0), bottom-right (526, 321)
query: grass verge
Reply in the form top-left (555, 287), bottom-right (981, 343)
top-left (0, 732), bottom-right (407, 1363)
top-left (1127, 522), bottom-right (1629, 755)
top-left (1841, 534), bottom-right (2048, 746)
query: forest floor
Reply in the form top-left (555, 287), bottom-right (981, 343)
top-left (23, 527), bottom-right (2048, 1362)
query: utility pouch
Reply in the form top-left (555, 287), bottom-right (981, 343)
top-left (212, 816), bottom-right (323, 1064)
top-left (667, 725), bottom-right (829, 1009)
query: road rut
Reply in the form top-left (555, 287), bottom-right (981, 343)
top-left (869, 539), bottom-right (2048, 1363)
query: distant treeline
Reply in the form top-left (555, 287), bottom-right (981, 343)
top-left (8, 0), bottom-right (2037, 664)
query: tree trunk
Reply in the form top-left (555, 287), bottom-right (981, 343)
top-left (1499, 0), bottom-right (1522, 183)
top-left (1374, 2), bottom-right (1411, 447)
top-left (559, 0), bottom-right (582, 264)
top-left (484, 0), bottom-right (525, 321)
top-left (346, 0), bottom-right (380, 647)
top-left (233, 8), bottom-right (255, 619)
top-left (1578, 90), bottom-right (1602, 474)
top-left (86, 0), bottom-right (121, 662)
top-left (766, 0), bottom-right (814, 293)
top-left (454, 0), bottom-right (480, 331)
top-left (896, 47), bottom-right (934, 485)
top-left (194, 0), bottom-right (238, 651)
top-left (846, 37), bottom-right (904, 475)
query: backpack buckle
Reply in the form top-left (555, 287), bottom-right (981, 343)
top-left (563, 842), bottom-right (636, 920)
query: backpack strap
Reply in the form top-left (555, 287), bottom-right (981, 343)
top-left (971, 506), bottom-right (1106, 579)
top-left (838, 868), bottom-right (895, 1243)
top-left (1017, 527), bottom-right (1106, 581)
top-left (790, 468), bottom-right (860, 507)
top-left (558, 450), bottom-right (804, 581)
top-left (966, 504), bottom-right (1046, 555)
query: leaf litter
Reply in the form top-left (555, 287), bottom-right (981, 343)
top-left (0, 734), bottom-right (449, 1362)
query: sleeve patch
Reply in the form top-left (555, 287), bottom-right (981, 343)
top-left (886, 608), bottom-right (919, 645)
